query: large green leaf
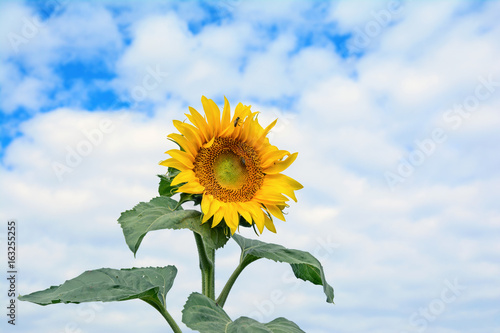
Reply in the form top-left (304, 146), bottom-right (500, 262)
top-left (182, 293), bottom-right (305, 333)
top-left (232, 234), bottom-right (334, 303)
top-left (118, 196), bottom-right (229, 256)
top-left (19, 266), bottom-right (177, 313)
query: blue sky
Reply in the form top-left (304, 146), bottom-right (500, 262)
top-left (1, 1), bottom-right (500, 332)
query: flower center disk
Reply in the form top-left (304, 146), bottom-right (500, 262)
top-left (194, 137), bottom-right (264, 202)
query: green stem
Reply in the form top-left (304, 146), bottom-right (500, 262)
top-left (145, 300), bottom-right (182, 333)
top-left (193, 232), bottom-right (215, 299)
top-left (158, 306), bottom-right (183, 333)
top-left (216, 257), bottom-right (257, 308)
top-left (207, 247), bottom-right (215, 300)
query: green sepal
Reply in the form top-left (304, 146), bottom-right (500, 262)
top-left (159, 168), bottom-right (202, 207)
top-left (118, 196), bottom-right (229, 256)
top-left (179, 192), bottom-right (203, 206)
top-left (158, 167), bottom-right (181, 197)
top-left (232, 234), bottom-right (334, 303)
top-left (19, 266), bottom-right (177, 314)
top-left (182, 292), bottom-right (305, 333)
top-left (238, 215), bottom-right (253, 228)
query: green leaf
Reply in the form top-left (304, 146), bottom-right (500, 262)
top-left (118, 196), bottom-right (229, 256)
top-left (232, 234), bottom-right (334, 303)
top-left (182, 292), bottom-right (231, 332)
top-left (229, 317), bottom-right (273, 333)
top-left (182, 293), bottom-right (305, 333)
top-left (19, 266), bottom-right (177, 313)
top-left (264, 318), bottom-right (305, 333)
top-left (158, 173), bottom-right (179, 197)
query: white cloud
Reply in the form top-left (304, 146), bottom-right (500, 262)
top-left (328, 0), bottom-right (397, 32)
top-left (0, 1), bottom-right (123, 113)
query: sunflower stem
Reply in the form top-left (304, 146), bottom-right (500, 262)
top-left (158, 306), bottom-right (183, 333)
top-left (193, 232), bottom-right (215, 299)
top-left (216, 256), bottom-right (257, 308)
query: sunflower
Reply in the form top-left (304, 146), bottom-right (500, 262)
top-left (160, 96), bottom-right (303, 234)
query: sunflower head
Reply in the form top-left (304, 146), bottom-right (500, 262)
top-left (160, 96), bottom-right (303, 234)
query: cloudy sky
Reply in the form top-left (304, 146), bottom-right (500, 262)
top-left (1, 0), bottom-right (499, 332)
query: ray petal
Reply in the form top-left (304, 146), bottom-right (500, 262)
top-left (212, 208), bottom-right (225, 228)
top-left (159, 158), bottom-right (189, 171)
top-left (177, 182), bottom-right (205, 194)
top-left (171, 170), bottom-right (197, 186)
top-left (221, 96), bottom-right (231, 129)
top-left (201, 96), bottom-right (221, 137)
top-left (263, 152), bottom-right (298, 174)
top-left (264, 215), bottom-right (277, 233)
top-left (265, 204), bottom-right (286, 221)
top-left (173, 120), bottom-right (203, 150)
top-left (167, 133), bottom-right (198, 157)
top-left (261, 149), bottom-right (290, 169)
top-left (165, 149), bottom-right (194, 169)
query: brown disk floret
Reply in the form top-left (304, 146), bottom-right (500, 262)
top-left (194, 137), bottom-right (264, 203)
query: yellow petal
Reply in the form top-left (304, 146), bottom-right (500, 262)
top-left (173, 120), bottom-right (203, 150)
top-left (171, 170), bottom-right (197, 186)
top-left (159, 158), bottom-right (189, 171)
top-left (253, 191), bottom-right (289, 204)
top-left (262, 174), bottom-right (303, 202)
top-left (253, 118), bottom-right (277, 150)
top-left (203, 197), bottom-right (223, 223)
top-left (212, 208), bottom-right (225, 228)
top-left (221, 96), bottom-right (231, 129)
top-left (186, 106), bottom-right (211, 142)
top-left (261, 149), bottom-right (290, 169)
top-left (202, 96), bottom-right (221, 136)
top-left (265, 204), bottom-right (286, 221)
top-left (242, 117), bottom-right (258, 145)
top-left (167, 133), bottom-right (198, 157)
top-left (224, 202), bottom-right (239, 231)
top-left (263, 152), bottom-right (298, 174)
top-left (203, 136), bottom-right (215, 148)
top-left (235, 202), bottom-right (252, 224)
top-left (177, 182), bottom-right (204, 194)
top-left (239, 121), bottom-right (250, 143)
top-left (165, 149), bottom-right (194, 169)
top-left (248, 202), bottom-right (265, 233)
top-left (201, 192), bottom-right (212, 215)
top-left (264, 215), bottom-right (277, 233)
